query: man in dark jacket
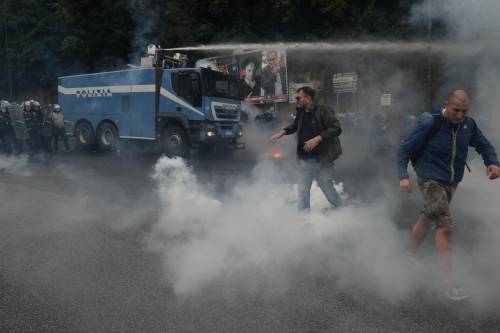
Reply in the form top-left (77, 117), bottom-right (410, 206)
top-left (397, 89), bottom-right (500, 301)
top-left (270, 86), bottom-right (343, 210)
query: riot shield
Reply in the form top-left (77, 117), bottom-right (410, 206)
top-left (8, 103), bottom-right (29, 140)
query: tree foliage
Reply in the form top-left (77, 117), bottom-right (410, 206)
top-left (0, 0), bottom-right (423, 101)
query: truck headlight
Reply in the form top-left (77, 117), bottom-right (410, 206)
top-left (206, 130), bottom-right (216, 137)
top-left (237, 130), bottom-right (242, 137)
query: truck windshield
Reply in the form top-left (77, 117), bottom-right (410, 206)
top-left (202, 68), bottom-right (240, 100)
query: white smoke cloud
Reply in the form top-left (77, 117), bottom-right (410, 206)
top-left (149, 156), bottom-right (427, 300)
top-left (411, 0), bottom-right (500, 41)
top-left (0, 154), bottom-right (31, 176)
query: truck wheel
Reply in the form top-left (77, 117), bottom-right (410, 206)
top-left (74, 121), bottom-right (95, 150)
top-left (161, 125), bottom-right (188, 157)
top-left (96, 122), bottom-right (119, 152)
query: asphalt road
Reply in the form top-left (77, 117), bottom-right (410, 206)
top-left (1, 147), bottom-right (499, 332)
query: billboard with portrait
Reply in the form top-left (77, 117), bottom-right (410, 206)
top-left (259, 49), bottom-right (287, 103)
top-left (197, 50), bottom-right (288, 104)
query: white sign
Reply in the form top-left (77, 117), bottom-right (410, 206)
top-left (381, 93), bottom-right (392, 106)
top-left (333, 72), bottom-right (357, 93)
top-left (288, 82), bottom-right (314, 103)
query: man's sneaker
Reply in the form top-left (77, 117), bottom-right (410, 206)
top-left (445, 283), bottom-right (469, 301)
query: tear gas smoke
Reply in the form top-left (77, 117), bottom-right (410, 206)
top-left (0, 154), bottom-right (31, 176)
top-left (1, 1), bottom-right (500, 329)
top-left (149, 156), bottom-right (427, 301)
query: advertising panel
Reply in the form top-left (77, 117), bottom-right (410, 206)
top-left (198, 50), bottom-right (288, 104)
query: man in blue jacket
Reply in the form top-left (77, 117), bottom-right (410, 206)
top-left (397, 89), bottom-right (500, 301)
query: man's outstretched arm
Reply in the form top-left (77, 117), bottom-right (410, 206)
top-left (470, 121), bottom-right (500, 179)
top-left (270, 112), bottom-right (298, 141)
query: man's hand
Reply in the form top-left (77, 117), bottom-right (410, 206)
top-left (270, 130), bottom-right (285, 142)
top-left (400, 178), bottom-right (412, 193)
top-left (486, 164), bottom-right (500, 180)
top-left (303, 135), bottom-right (322, 152)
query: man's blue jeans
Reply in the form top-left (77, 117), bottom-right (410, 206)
top-left (298, 159), bottom-right (342, 210)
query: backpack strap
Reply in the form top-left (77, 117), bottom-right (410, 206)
top-left (428, 115), bottom-right (442, 140)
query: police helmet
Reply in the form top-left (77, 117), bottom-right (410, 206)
top-left (23, 100), bottom-right (32, 111)
top-left (53, 104), bottom-right (62, 113)
top-left (31, 100), bottom-right (41, 112)
top-left (0, 100), bottom-right (10, 113)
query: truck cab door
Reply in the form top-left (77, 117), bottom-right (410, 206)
top-left (169, 71), bottom-right (204, 117)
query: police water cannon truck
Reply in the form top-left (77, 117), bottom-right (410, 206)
top-left (58, 44), bottom-right (244, 156)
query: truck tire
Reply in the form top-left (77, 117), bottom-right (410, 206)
top-left (161, 125), bottom-right (188, 157)
top-left (96, 122), bottom-right (119, 152)
top-left (74, 121), bottom-right (95, 150)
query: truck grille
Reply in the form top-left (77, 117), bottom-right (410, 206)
top-left (214, 107), bottom-right (239, 121)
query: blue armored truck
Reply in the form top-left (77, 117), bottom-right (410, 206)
top-left (58, 48), bottom-right (243, 156)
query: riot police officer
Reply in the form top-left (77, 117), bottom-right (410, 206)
top-left (0, 100), bottom-right (16, 154)
top-left (50, 104), bottom-right (71, 152)
top-left (31, 100), bottom-right (44, 130)
top-left (23, 100), bottom-right (43, 155)
top-left (23, 100), bottom-right (35, 150)
top-left (39, 103), bottom-right (54, 154)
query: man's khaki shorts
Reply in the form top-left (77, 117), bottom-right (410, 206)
top-left (417, 177), bottom-right (457, 229)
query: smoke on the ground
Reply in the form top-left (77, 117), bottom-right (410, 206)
top-left (149, 156), bottom-right (432, 302)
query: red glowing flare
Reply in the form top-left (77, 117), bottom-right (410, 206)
top-left (264, 150), bottom-right (284, 160)
top-left (273, 152), bottom-right (283, 159)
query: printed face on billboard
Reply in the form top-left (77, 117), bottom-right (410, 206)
top-left (238, 52), bottom-right (262, 101)
top-left (260, 50), bottom-right (288, 103)
top-left (197, 50), bottom-right (288, 104)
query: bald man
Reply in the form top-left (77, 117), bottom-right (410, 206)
top-left (397, 89), bottom-right (500, 301)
